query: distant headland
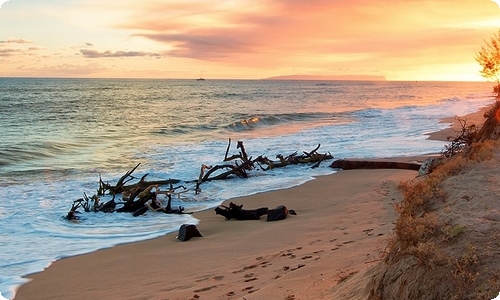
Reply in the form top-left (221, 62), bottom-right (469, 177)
top-left (261, 74), bottom-right (387, 81)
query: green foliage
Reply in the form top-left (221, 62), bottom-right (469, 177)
top-left (475, 30), bottom-right (500, 96)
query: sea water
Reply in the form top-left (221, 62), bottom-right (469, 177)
top-left (0, 78), bottom-right (495, 299)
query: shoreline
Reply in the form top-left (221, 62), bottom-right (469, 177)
top-left (14, 168), bottom-right (420, 300)
top-left (13, 106), bottom-right (491, 300)
top-left (426, 104), bottom-right (490, 141)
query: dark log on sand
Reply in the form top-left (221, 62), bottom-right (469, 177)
top-left (215, 202), bottom-right (269, 220)
top-left (330, 159), bottom-right (421, 171)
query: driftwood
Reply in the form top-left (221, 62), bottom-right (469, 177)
top-left (215, 202), bottom-right (269, 220)
top-left (256, 144), bottom-right (333, 170)
top-left (198, 140), bottom-right (333, 183)
top-left (215, 203), bottom-right (297, 221)
top-left (120, 184), bottom-right (188, 216)
top-left (65, 140), bottom-right (332, 221)
top-left (98, 163), bottom-right (181, 196)
top-left (330, 159), bottom-right (421, 171)
top-left (64, 200), bottom-right (83, 221)
top-left (65, 164), bottom-right (189, 218)
top-left (266, 205), bottom-right (297, 221)
top-left (441, 116), bottom-right (478, 158)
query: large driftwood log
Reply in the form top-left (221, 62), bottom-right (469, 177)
top-left (330, 159), bottom-right (421, 171)
top-left (214, 203), bottom-right (297, 221)
top-left (215, 202), bottom-right (269, 220)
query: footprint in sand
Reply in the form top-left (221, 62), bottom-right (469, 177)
top-left (232, 264), bottom-right (258, 274)
top-left (363, 228), bottom-right (375, 236)
top-left (290, 264), bottom-right (306, 271)
top-left (260, 261), bottom-right (270, 268)
top-left (195, 275), bottom-right (224, 283)
top-left (308, 239), bottom-right (322, 245)
top-left (193, 285), bottom-right (218, 293)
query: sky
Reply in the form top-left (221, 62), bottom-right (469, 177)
top-left (1, 0), bottom-right (500, 80)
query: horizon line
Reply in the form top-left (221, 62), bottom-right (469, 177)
top-left (0, 76), bottom-right (491, 83)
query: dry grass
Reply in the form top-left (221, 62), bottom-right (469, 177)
top-left (369, 105), bottom-right (500, 300)
top-left (388, 141), bottom-right (498, 259)
top-left (379, 139), bottom-right (500, 299)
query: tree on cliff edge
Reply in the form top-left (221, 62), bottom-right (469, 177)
top-left (475, 30), bottom-right (500, 96)
top-left (474, 30), bottom-right (500, 97)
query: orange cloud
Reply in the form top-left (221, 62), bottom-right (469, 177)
top-left (2, 0), bottom-right (499, 79)
top-left (120, 0), bottom-right (500, 69)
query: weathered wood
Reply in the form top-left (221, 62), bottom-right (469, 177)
top-left (65, 141), bottom-right (333, 220)
top-left (118, 184), bottom-right (156, 213)
top-left (215, 202), bottom-right (269, 220)
top-left (256, 144), bottom-right (332, 170)
top-left (98, 163), bottom-right (141, 196)
top-left (330, 159), bottom-right (421, 171)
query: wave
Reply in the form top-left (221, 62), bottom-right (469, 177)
top-left (0, 140), bottom-right (83, 166)
top-left (226, 112), bottom-right (343, 131)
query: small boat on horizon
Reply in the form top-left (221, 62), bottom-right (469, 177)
top-left (196, 71), bottom-right (205, 81)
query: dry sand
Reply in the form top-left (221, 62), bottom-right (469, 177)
top-left (14, 107), bottom-right (492, 300)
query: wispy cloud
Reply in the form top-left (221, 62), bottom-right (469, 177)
top-left (0, 38), bottom-right (33, 44)
top-left (80, 49), bottom-right (162, 58)
top-left (16, 62), bottom-right (111, 76)
top-left (0, 48), bottom-right (22, 56)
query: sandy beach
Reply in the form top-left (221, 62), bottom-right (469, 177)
top-left (15, 168), bottom-right (418, 300)
top-left (13, 107), bottom-right (489, 300)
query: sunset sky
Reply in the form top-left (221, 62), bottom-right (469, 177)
top-left (1, 0), bottom-right (500, 80)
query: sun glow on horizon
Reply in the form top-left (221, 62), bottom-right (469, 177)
top-left (1, 0), bottom-right (500, 80)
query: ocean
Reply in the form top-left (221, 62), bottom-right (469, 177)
top-left (0, 78), bottom-right (495, 299)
